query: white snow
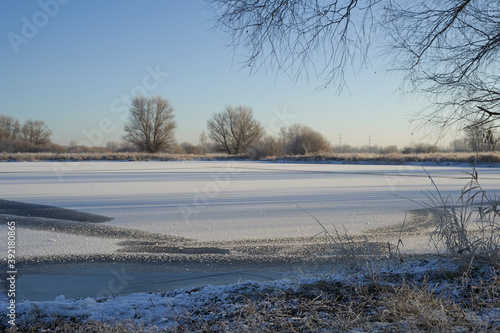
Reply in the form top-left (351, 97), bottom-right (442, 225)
top-left (4, 274), bottom-right (326, 330)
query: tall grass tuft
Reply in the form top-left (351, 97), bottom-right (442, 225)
top-left (422, 166), bottom-right (500, 265)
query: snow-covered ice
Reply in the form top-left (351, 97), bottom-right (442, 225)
top-left (2, 160), bottom-right (498, 257)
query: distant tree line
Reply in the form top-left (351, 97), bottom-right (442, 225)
top-left (121, 96), bottom-right (334, 157)
top-left (4, 95), bottom-right (499, 156)
top-left (247, 124), bottom-right (331, 158)
top-left (0, 115), bottom-right (57, 152)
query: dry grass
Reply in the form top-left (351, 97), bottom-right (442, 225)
top-left (265, 151), bottom-right (500, 165)
top-left (0, 152), bottom-right (244, 162)
top-left (6, 319), bottom-right (159, 332)
top-left (420, 166), bottom-right (500, 265)
top-left (1, 151), bottom-right (500, 164)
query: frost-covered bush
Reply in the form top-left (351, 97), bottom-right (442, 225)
top-left (248, 135), bottom-right (285, 159)
top-left (281, 124), bottom-right (331, 155)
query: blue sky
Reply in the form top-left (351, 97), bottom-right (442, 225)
top-left (1, 0), bottom-right (429, 148)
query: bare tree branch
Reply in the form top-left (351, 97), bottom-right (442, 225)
top-left (208, 0), bottom-right (379, 90)
top-left (208, 0), bottom-right (500, 132)
top-left (384, 0), bottom-right (500, 133)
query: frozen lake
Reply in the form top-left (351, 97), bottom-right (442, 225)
top-left (1, 160), bottom-right (500, 258)
top-left (2, 160), bottom-right (500, 301)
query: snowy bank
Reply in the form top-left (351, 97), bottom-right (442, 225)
top-left (2, 258), bottom-right (499, 332)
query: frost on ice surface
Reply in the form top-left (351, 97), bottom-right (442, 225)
top-left (2, 160), bottom-right (498, 257)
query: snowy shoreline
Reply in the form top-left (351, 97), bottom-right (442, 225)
top-left (2, 257), bottom-right (499, 331)
top-left (1, 151), bottom-right (500, 168)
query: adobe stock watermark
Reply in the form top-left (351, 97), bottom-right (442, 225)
top-left (268, 107), bottom-right (296, 135)
top-left (8, 0), bottom-right (71, 54)
top-left (51, 64), bottom-right (169, 181)
top-left (6, 221), bottom-right (17, 327)
top-left (384, 164), bottom-right (420, 192)
top-left (96, 268), bottom-right (135, 299)
top-left (80, 64), bottom-right (169, 148)
top-left (180, 163), bottom-right (241, 221)
top-left (279, 260), bottom-right (320, 281)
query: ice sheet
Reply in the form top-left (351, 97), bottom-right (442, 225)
top-left (1, 160), bottom-right (499, 257)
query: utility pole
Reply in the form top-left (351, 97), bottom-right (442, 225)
top-left (339, 133), bottom-right (342, 153)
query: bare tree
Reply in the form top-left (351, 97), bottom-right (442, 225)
top-left (209, 1), bottom-right (500, 131)
top-left (464, 119), bottom-right (500, 152)
top-left (106, 141), bottom-right (120, 153)
top-left (199, 130), bottom-right (210, 154)
top-left (123, 95), bottom-right (176, 153)
top-left (21, 119), bottom-right (52, 145)
top-left (0, 115), bottom-right (21, 141)
top-left (207, 105), bottom-right (264, 154)
top-left (384, 1), bottom-right (500, 133)
top-left (281, 124), bottom-right (331, 155)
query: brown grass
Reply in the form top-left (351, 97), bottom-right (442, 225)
top-left (0, 152), bottom-right (244, 162)
top-left (264, 151), bottom-right (500, 165)
top-left (2, 151), bottom-right (500, 164)
top-left (6, 320), bottom-right (159, 333)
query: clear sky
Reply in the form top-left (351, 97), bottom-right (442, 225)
top-left (1, 0), bottom-right (431, 148)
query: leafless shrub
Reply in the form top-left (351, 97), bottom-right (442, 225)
top-left (464, 119), bottom-right (500, 152)
top-left (380, 145), bottom-right (399, 154)
top-left (281, 124), bottom-right (331, 155)
top-left (0, 140), bottom-right (17, 153)
top-left (180, 142), bottom-right (204, 155)
top-left (402, 143), bottom-right (439, 154)
top-left (247, 135), bottom-right (285, 159)
top-left (165, 143), bottom-right (185, 155)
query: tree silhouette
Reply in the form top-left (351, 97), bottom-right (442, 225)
top-left (207, 105), bottom-right (264, 154)
top-left (123, 96), bottom-right (176, 153)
